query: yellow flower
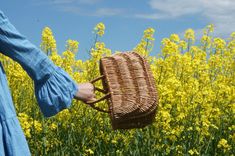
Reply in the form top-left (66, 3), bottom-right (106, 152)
top-left (2, 23), bottom-right (235, 155)
top-left (217, 139), bottom-right (231, 151)
top-left (184, 28), bottom-right (195, 43)
top-left (40, 27), bottom-right (57, 55)
top-left (111, 139), bottom-right (118, 144)
top-left (179, 40), bottom-right (187, 50)
top-left (66, 39), bottom-right (79, 53)
top-left (203, 24), bottom-right (214, 35)
top-left (95, 42), bottom-right (105, 50)
top-left (18, 113), bottom-right (32, 138)
top-left (85, 149), bottom-right (94, 155)
top-left (32, 120), bottom-right (42, 133)
top-left (134, 27), bottom-right (155, 56)
top-left (188, 149), bottom-right (199, 155)
top-left (213, 37), bottom-right (226, 50)
top-left (188, 149), bottom-right (194, 155)
top-left (49, 123), bottom-right (57, 131)
top-left (170, 34), bottom-right (180, 42)
top-left (201, 35), bottom-right (212, 48)
top-left (94, 22), bottom-right (105, 36)
top-left (143, 27), bottom-right (155, 41)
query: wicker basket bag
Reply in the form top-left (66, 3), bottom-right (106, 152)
top-left (86, 51), bottom-right (158, 130)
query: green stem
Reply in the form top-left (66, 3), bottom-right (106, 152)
top-left (145, 39), bottom-right (149, 56)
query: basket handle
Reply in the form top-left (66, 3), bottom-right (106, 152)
top-left (85, 75), bottom-right (111, 113)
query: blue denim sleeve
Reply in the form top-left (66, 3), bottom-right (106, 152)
top-left (0, 10), bottom-right (78, 117)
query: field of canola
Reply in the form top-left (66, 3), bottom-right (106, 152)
top-left (0, 23), bottom-right (234, 155)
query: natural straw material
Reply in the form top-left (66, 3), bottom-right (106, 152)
top-left (87, 51), bottom-right (158, 130)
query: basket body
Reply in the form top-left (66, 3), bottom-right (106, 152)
top-left (99, 51), bottom-right (158, 130)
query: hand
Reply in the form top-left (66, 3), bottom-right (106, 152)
top-left (74, 83), bottom-right (97, 103)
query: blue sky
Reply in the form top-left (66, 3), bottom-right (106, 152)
top-left (1, 0), bottom-right (234, 60)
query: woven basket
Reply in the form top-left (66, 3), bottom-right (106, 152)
top-left (86, 51), bottom-right (158, 130)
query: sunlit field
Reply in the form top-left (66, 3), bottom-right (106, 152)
top-left (1, 23), bottom-right (234, 155)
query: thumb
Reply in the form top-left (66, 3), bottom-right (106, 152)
top-left (85, 97), bottom-right (97, 104)
top-left (89, 97), bottom-right (97, 102)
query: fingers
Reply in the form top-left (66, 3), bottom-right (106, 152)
top-left (85, 97), bottom-right (97, 105)
top-left (74, 82), bottom-right (97, 103)
top-left (90, 97), bottom-right (97, 101)
top-left (91, 83), bottom-right (95, 92)
top-left (87, 92), bottom-right (96, 102)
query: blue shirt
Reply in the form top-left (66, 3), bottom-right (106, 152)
top-left (0, 10), bottom-right (79, 155)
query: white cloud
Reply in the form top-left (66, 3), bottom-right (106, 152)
top-left (50, 0), bottom-right (75, 4)
top-left (59, 6), bottom-right (125, 17)
top-left (135, 13), bottom-right (173, 19)
top-left (33, 0), bottom-right (102, 5)
top-left (33, 0), bottom-right (123, 17)
top-left (149, 0), bottom-right (202, 17)
top-left (32, 0), bottom-right (235, 36)
top-left (58, 6), bottom-right (83, 14)
top-left (77, 0), bottom-right (103, 5)
top-left (95, 8), bottom-right (125, 16)
top-left (137, 0), bottom-right (235, 36)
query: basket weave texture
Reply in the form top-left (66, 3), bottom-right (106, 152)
top-left (89, 51), bottom-right (158, 130)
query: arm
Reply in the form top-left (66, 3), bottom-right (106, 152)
top-left (0, 10), bottom-right (54, 82)
top-left (0, 10), bottom-right (96, 117)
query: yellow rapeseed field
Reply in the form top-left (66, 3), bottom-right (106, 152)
top-left (0, 23), bottom-right (234, 155)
